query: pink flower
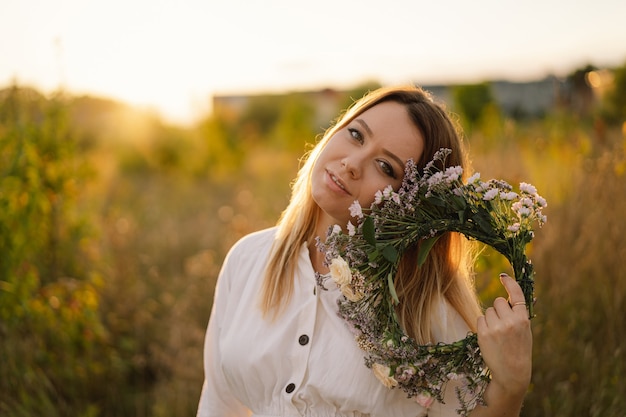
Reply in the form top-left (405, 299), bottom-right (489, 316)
top-left (349, 201), bottom-right (363, 218)
top-left (347, 221), bottom-right (356, 236)
top-left (374, 190), bottom-right (384, 204)
top-left (415, 392), bottom-right (434, 408)
top-left (507, 223), bottom-right (521, 233)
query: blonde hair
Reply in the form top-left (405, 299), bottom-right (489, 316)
top-left (259, 85), bottom-right (482, 343)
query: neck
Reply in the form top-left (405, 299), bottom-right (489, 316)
top-left (309, 209), bottom-right (337, 274)
top-left (308, 235), bottom-right (329, 274)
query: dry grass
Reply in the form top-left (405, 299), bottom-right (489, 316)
top-left (3, 86), bottom-right (625, 415)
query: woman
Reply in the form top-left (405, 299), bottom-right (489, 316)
top-left (197, 86), bottom-right (532, 416)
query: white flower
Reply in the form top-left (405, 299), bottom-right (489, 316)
top-left (329, 257), bottom-right (352, 286)
top-left (347, 221), bottom-right (356, 236)
top-left (372, 363), bottom-right (398, 388)
top-left (331, 224), bottom-right (342, 235)
top-left (444, 165), bottom-right (463, 183)
top-left (507, 223), bottom-right (521, 233)
top-left (374, 190), bottom-right (384, 204)
top-left (483, 188), bottom-right (499, 201)
top-left (500, 191), bottom-right (518, 201)
top-left (519, 197), bottom-right (534, 207)
top-left (536, 195), bottom-right (548, 208)
top-left (446, 372), bottom-right (461, 380)
top-left (473, 182), bottom-right (486, 193)
top-left (512, 198), bottom-right (534, 218)
top-left (520, 182), bottom-right (537, 195)
top-left (468, 172), bottom-right (481, 183)
top-left (349, 200), bottom-right (364, 218)
top-left (427, 171), bottom-right (444, 188)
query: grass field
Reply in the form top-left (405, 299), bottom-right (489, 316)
top-left (1, 83), bottom-right (625, 416)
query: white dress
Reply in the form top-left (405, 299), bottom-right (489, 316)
top-left (197, 228), bottom-right (471, 417)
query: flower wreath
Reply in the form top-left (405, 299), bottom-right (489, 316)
top-left (316, 148), bottom-right (547, 416)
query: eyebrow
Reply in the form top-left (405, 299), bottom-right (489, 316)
top-left (355, 118), bottom-right (406, 169)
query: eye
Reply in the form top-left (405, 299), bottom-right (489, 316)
top-left (377, 160), bottom-right (397, 179)
top-left (348, 127), bottom-right (364, 144)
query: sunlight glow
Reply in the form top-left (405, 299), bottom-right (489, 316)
top-left (1, 0), bottom-right (626, 125)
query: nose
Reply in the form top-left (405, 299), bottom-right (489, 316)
top-left (341, 154), bottom-right (361, 179)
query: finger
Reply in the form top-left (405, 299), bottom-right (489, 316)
top-left (483, 305), bottom-right (501, 326)
top-left (492, 296), bottom-right (523, 323)
top-left (477, 315), bottom-right (487, 333)
top-left (493, 297), bottom-right (511, 315)
top-left (500, 273), bottom-right (525, 305)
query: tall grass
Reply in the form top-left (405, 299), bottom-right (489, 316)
top-left (468, 111), bottom-right (626, 415)
top-left (527, 143), bottom-right (626, 416)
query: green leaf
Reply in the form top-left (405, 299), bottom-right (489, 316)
top-left (428, 197), bottom-right (447, 207)
top-left (475, 214), bottom-right (494, 234)
top-left (381, 244), bottom-right (399, 263)
top-left (387, 271), bottom-right (400, 305)
top-left (417, 235), bottom-right (442, 266)
top-left (362, 216), bottom-right (377, 247)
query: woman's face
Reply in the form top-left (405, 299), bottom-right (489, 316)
top-left (312, 101), bottom-right (425, 229)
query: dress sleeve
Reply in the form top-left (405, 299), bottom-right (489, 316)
top-left (196, 251), bottom-right (251, 417)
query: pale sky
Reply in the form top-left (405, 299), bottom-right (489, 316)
top-left (2, 0), bottom-right (626, 125)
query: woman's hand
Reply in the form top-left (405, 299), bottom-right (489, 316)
top-left (473, 273), bottom-right (532, 415)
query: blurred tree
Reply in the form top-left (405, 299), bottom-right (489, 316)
top-left (566, 64), bottom-right (597, 117)
top-left (603, 61), bottom-right (626, 124)
top-left (150, 124), bottom-right (195, 173)
top-left (0, 85), bottom-right (95, 294)
top-left (269, 93), bottom-right (317, 152)
top-left (0, 85), bottom-right (117, 416)
top-left (198, 110), bottom-right (245, 178)
top-left (239, 95), bottom-right (282, 138)
top-left (451, 82), bottom-right (497, 131)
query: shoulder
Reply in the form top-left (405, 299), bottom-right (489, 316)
top-left (227, 227), bottom-right (277, 258)
top-left (221, 227), bottom-right (277, 276)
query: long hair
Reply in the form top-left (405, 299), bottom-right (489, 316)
top-left (259, 85), bottom-right (482, 343)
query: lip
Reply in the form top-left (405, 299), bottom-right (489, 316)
top-left (325, 169), bottom-right (351, 195)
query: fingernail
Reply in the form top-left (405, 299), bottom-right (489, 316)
top-left (499, 273), bottom-right (509, 281)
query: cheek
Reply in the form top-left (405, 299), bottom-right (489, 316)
top-left (359, 181), bottom-right (389, 208)
top-left (312, 144), bottom-right (334, 173)
top-left (359, 179), bottom-right (397, 207)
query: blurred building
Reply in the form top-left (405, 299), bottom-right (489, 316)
top-left (212, 88), bottom-right (346, 130)
top-left (418, 76), bottom-right (567, 118)
top-left (213, 73), bottom-right (601, 122)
